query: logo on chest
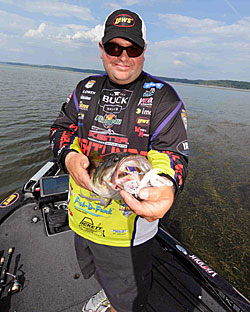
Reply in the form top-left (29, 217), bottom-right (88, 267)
top-left (95, 113), bottom-right (122, 129)
top-left (99, 89), bottom-right (133, 114)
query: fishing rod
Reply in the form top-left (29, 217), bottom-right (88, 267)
top-left (0, 248), bottom-right (14, 298)
top-left (0, 257), bottom-right (5, 298)
top-left (0, 257), bottom-right (5, 276)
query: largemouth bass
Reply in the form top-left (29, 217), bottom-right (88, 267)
top-left (90, 152), bottom-right (168, 200)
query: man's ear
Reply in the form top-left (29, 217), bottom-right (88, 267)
top-left (99, 41), bottom-right (104, 60)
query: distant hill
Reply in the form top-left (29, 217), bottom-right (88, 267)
top-left (158, 76), bottom-right (250, 90)
top-left (0, 61), bottom-right (105, 75)
top-left (1, 61), bottom-right (250, 90)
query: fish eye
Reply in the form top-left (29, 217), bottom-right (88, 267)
top-left (127, 166), bottom-right (136, 172)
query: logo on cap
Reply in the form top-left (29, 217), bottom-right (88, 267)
top-left (113, 14), bottom-right (135, 27)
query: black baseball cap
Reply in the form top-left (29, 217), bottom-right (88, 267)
top-left (102, 9), bottom-right (146, 48)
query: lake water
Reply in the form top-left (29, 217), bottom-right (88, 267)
top-left (0, 64), bottom-right (249, 298)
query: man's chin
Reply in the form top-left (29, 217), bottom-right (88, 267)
top-left (111, 73), bottom-right (132, 84)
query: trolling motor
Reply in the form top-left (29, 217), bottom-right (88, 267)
top-left (0, 248), bottom-right (22, 298)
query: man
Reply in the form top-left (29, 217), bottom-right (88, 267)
top-left (50, 8), bottom-right (188, 312)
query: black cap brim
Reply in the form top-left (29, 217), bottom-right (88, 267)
top-left (102, 31), bottom-right (145, 48)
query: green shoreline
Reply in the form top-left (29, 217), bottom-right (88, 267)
top-left (1, 61), bottom-right (250, 91)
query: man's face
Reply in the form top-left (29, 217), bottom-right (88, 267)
top-left (99, 37), bottom-right (146, 85)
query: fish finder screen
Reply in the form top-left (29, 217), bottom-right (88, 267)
top-left (40, 175), bottom-right (69, 197)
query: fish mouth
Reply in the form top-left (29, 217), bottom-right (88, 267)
top-left (112, 155), bottom-right (152, 188)
top-left (90, 153), bottom-right (152, 199)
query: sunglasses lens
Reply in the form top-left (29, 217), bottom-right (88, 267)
top-left (127, 46), bottom-right (143, 57)
top-left (104, 43), bottom-right (122, 56)
top-left (104, 43), bottom-right (143, 58)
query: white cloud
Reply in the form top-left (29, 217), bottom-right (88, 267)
top-left (40, 23), bottom-right (103, 48)
top-left (0, 0), bottom-right (15, 3)
top-left (0, 7), bottom-right (101, 63)
top-left (24, 1), bottom-right (94, 21)
top-left (24, 23), bottom-right (46, 37)
top-left (0, 3), bottom-right (249, 81)
top-left (0, 9), bottom-right (34, 34)
top-left (173, 59), bottom-right (185, 66)
top-left (104, 0), bottom-right (144, 9)
top-left (145, 13), bottom-right (249, 80)
top-left (0, 0), bottom-right (94, 21)
top-left (72, 25), bottom-right (103, 42)
top-left (123, 0), bottom-right (143, 5)
top-left (159, 14), bottom-right (223, 34)
top-left (0, 32), bottom-right (8, 47)
top-left (103, 0), bottom-right (180, 10)
top-left (159, 14), bottom-right (250, 39)
top-left (103, 1), bottom-right (138, 10)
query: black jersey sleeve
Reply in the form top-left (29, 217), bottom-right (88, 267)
top-left (49, 82), bottom-right (81, 171)
top-left (148, 83), bottom-right (189, 194)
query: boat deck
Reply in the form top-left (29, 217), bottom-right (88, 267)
top-left (0, 198), bottom-right (234, 312)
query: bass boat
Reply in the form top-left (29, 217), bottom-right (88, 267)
top-left (0, 160), bottom-right (249, 312)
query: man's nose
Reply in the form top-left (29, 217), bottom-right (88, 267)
top-left (119, 49), bottom-right (130, 60)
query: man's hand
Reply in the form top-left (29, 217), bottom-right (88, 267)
top-left (65, 152), bottom-right (92, 191)
top-left (120, 183), bottom-right (175, 222)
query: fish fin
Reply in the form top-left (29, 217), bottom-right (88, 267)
top-left (104, 198), bottom-right (112, 208)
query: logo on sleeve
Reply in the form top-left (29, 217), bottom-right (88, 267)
top-left (181, 109), bottom-right (188, 131)
top-left (177, 140), bottom-right (189, 156)
top-left (66, 93), bottom-right (73, 103)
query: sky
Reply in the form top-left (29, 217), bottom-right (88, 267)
top-left (0, 0), bottom-right (249, 81)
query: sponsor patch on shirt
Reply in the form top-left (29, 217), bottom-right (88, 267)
top-left (95, 114), bottom-right (122, 129)
top-left (82, 90), bottom-right (96, 95)
top-left (79, 103), bottom-right (89, 110)
top-left (80, 95), bottom-right (91, 101)
top-left (134, 126), bottom-right (149, 138)
top-left (136, 117), bottom-right (150, 127)
top-left (119, 203), bottom-right (133, 217)
top-left (78, 217), bottom-right (105, 237)
top-left (136, 108), bottom-right (151, 115)
top-left (138, 97), bottom-right (153, 107)
top-left (99, 89), bottom-right (133, 114)
top-left (143, 82), bottom-right (163, 89)
top-left (78, 113), bottom-right (85, 120)
top-left (112, 229), bottom-right (128, 234)
top-left (143, 88), bottom-right (155, 97)
top-left (85, 80), bottom-right (96, 89)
